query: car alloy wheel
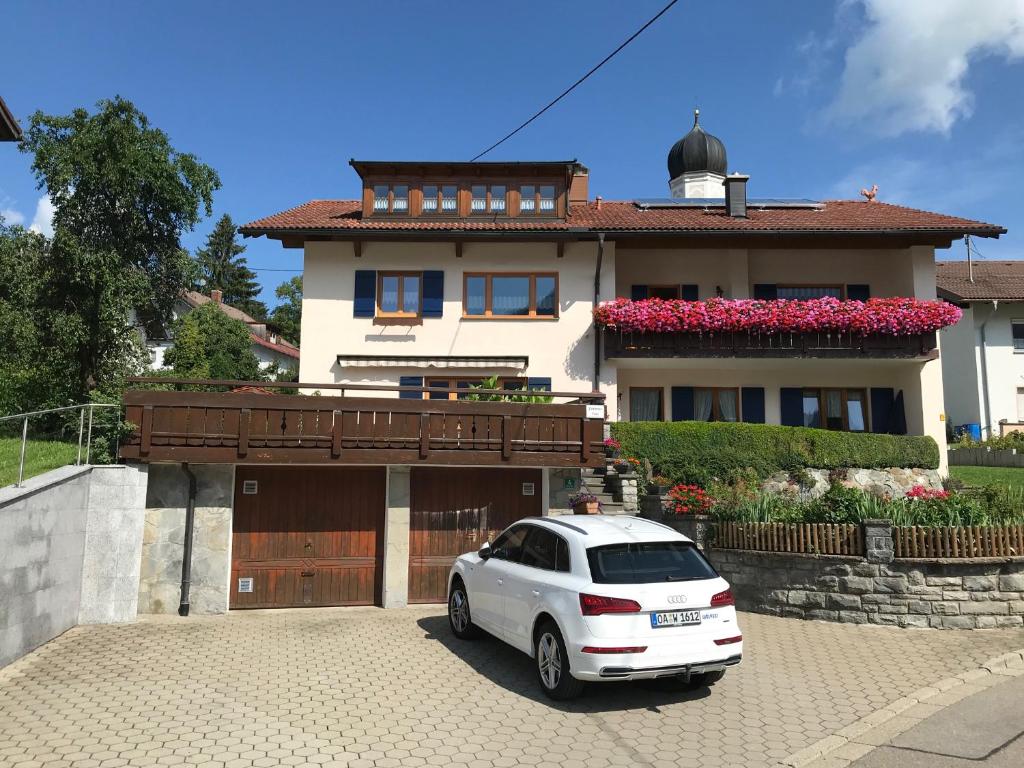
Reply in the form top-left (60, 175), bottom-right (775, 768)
top-left (537, 631), bottom-right (562, 690)
top-left (450, 588), bottom-right (470, 633)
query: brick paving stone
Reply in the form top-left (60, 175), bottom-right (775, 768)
top-left (0, 607), bottom-right (1021, 768)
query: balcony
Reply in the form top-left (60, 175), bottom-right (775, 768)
top-left (119, 379), bottom-right (606, 469)
top-left (603, 329), bottom-right (938, 359)
top-left (596, 297), bottom-right (954, 361)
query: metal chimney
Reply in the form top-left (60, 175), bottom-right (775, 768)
top-left (724, 173), bottom-right (749, 218)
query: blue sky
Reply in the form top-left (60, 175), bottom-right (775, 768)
top-left (2, 1), bottom-right (1023, 309)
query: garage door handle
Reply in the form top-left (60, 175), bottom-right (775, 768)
top-left (301, 570), bottom-right (315, 577)
top-left (532, 590), bottom-right (541, 597)
top-left (497, 578), bottom-right (503, 586)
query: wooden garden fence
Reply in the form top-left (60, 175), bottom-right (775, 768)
top-left (892, 525), bottom-right (1024, 559)
top-left (713, 522), bottom-right (863, 556)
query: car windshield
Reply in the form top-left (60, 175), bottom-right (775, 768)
top-left (586, 541), bottom-right (718, 584)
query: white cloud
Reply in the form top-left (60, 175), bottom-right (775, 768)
top-left (826, 0), bottom-right (1024, 136)
top-left (0, 207), bottom-right (25, 226)
top-left (28, 196), bottom-right (55, 238)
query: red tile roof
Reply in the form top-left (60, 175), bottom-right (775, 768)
top-left (182, 290), bottom-right (299, 357)
top-left (240, 199), bottom-right (1004, 237)
top-left (936, 260), bottom-right (1024, 301)
top-left (250, 333), bottom-right (300, 359)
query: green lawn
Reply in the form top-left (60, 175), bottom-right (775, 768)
top-left (0, 437), bottom-right (81, 488)
top-left (949, 464), bottom-right (1024, 490)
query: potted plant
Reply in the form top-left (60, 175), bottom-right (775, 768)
top-left (614, 456), bottom-right (641, 475)
top-left (603, 437), bottom-right (621, 459)
top-left (662, 483), bottom-right (714, 546)
top-left (648, 475), bottom-right (673, 495)
top-left (569, 491), bottom-right (602, 515)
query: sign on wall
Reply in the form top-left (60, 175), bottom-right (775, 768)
top-left (238, 578), bottom-right (254, 593)
top-left (522, 482), bottom-right (535, 496)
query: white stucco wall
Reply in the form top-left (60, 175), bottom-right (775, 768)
top-left (299, 240), bottom-right (617, 400)
top-left (941, 301), bottom-right (1024, 437)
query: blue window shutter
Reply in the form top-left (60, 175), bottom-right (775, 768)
top-left (354, 270), bottom-right (376, 317)
top-left (680, 284), bottom-right (699, 301)
top-left (631, 285), bottom-right (649, 300)
top-left (741, 387), bottom-right (765, 423)
top-left (847, 284), bottom-right (870, 302)
top-left (753, 284), bottom-right (778, 301)
top-left (422, 270), bottom-right (444, 317)
top-left (780, 388), bottom-right (803, 426)
top-left (871, 388), bottom-right (895, 434)
top-left (399, 376), bottom-right (423, 399)
top-left (527, 377), bottom-right (552, 391)
top-left (671, 387), bottom-right (694, 421)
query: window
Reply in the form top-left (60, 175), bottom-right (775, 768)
top-left (519, 184), bottom-right (558, 215)
top-left (491, 525), bottom-right (530, 562)
top-left (694, 387), bottom-right (740, 422)
top-left (801, 388), bottom-right (868, 431)
top-left (371, 184), bottom-right (409, 215)
top-left (422, 183), bottom-right (457, 214)
top-left (469, 184), bottom-right (508, 214)
top-left (630, 388), bottom-right (663, 421)
top-left (586, 541), bottom-right (718, 584)
top-left (777, 285), bottom-right (843, 300)
top-left (1018, 388), bottom-right (1024, 421)
top-left (489, 185), bottom-right (506, 213)
top-left (1014, 321), bottom-right (1024, 352)
top-left (377, 272), bottom-right (421, 317)
top-left (520, 527), bottom-right (558, 570)
top-left (423, 376), bottom-right (526, 400)
top-left (422, 184), bottom-right (438, 213)
top-left (462, 273), bottom-right (559, 318)
top-left (648, 285), bottom-right (681, 300)
top-left (555, 536), bottom-right (570, 573)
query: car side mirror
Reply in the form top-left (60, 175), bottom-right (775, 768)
top-left (478, 542), bottom-right (492, 560)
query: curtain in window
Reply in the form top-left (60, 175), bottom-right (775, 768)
top-left (825, 390), bottom-right (843, 430)
top-left (718, 390), bottom-right (738, 422)
top-left (695, 389), bottom-right (713, 421)
top-left (630, 390), bottom-right (661, 422)
top-left (422, 198), bottom-right (437, 211)
top-left (380, 276), bottom-right (399, 312)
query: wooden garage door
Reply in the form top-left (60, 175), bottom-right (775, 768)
top-left (409, 467), bottom-right (542, 603)
top-left (231, 466), bottom-right (385, 609)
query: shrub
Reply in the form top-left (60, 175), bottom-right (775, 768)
top-left (610, 421), bottom-right (939, 485)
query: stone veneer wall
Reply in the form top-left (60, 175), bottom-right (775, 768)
top-left (761, 467), bottom-right (943, 499)
top-left (709, 549), bottom-right (1024, 629)
top-left (139, 464), bottom-right (233, 615)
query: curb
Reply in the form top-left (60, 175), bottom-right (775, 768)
top-left (780, 648), bottom-right (1024, 767)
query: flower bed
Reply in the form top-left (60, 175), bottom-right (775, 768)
top-left (594, 297), bottom-right (961, 336)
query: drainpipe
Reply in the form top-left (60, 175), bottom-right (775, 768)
top-left (978, 300), bottom-right (998, 439)
top-left (593, 233), bottom-right (605, 394)
top-left (179, 463), bottom-right (198, 617)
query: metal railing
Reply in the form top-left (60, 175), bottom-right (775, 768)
top-left (0, 403), bottom-right (121, 488)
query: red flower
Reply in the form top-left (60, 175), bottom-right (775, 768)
top-left (666, 483), bottom-right (713, 515)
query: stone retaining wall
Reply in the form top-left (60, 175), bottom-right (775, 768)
top-left (709, 548), bottom-right (1024, 629)
top-left (761, 467), bottom-right (943, 499)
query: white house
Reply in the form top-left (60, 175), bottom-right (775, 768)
top-left (937, 260), bottom-right (1024, 439)
top-left (141, 289), bottom-right (299, 375)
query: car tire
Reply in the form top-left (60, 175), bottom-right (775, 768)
top-left (448, 579), bottom-right (481, 640)
top-left (535, 620), bottom-right (585, 701)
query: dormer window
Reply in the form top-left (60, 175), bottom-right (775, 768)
top-left (372, 184), bottom-right (409, 215)
top-left (423, 184), bottom-right (457, 214)
top-left (471, 184), bottom-right (508, 215)
top-left (520, 184), bottom-right (556, 215)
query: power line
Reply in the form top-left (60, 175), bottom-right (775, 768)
top-left (470, 0), bottom-right (680, 161)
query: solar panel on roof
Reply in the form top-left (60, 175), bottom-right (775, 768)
top-left (634, 197), bottom-right (823, 210)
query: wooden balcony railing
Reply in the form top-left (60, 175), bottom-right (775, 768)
top-left (603, 330), bottom-right (937, 360)
top-left (119, 379), bottom-right (606, 468)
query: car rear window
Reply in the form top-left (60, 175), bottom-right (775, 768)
top-left (586, 541), bottom-right (718, 584)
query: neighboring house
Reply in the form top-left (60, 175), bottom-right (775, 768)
top-left (0, 95), bottom-right (22, 142)
top-left (140, 289), bottom-right (299, 375)
top-left (937, 260), bottom-right (1024, 438)
top-left (240, 113), bottom-right (1004, 461)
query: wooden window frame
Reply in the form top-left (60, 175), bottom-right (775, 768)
top-left (371, 183), bottom-right (410, 216)
top-left (629, 387), bottom-right (664, 422)
top-left (423, 376), bottom-right (527, 401)
top-left (693, 387), bottom-right (741, 422)
top-left (462, 272), bottom-right (559, 319)
top-left (376, 271), bottom-right (423, 318)
top-left (802, 387), bottom-right (869, 432)
top-left (420, 183), bottom-right (458, 216)
top-left (776, 284), bottom-right (845, 300)
top-left (469, 184), bottom-right (509, 216)
top-left (517, 183), bottom-right (558, 217)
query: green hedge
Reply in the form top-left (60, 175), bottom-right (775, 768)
top-left (610, 421), bottom-right (939, 485)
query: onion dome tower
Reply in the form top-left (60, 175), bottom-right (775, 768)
top-left (667, 109), bottom-right (728, 198)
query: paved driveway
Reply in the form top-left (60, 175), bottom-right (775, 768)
top-left (0, 607), bottom-right (1021, 768)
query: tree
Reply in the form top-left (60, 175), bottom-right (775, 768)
top-left (270, 275), bottom-right (302, 345)
top-left (20, 96), bottom-right (220, 400)
top-left (194, 214), bottom-right (266, 320)
top-left (164, 303), bottom-right (262, 381)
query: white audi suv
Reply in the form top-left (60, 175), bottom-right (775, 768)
top-left (447, 515), bottom-right (742, 700)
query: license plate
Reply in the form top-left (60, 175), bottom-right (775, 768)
top-left (650, 610), bottom-right (702, 628)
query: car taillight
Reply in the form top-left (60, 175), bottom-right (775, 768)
top-left (714, 635), bottom-right (743, 646)
top-left (710, 589), bottom-right (735, 607)
top-left (581, 646), bottom-right (647, 654)
top-left (579, 593), bottom-right (642, 616)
